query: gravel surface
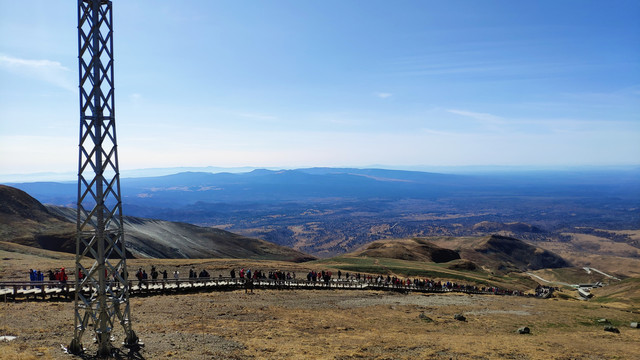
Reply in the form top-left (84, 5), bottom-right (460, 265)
top-left (1, 289), bottom-right (639, 359)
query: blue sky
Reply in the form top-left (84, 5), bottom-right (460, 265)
top-left (1, 0), bottom-right (639, 179)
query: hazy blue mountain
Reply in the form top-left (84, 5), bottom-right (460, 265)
top-left (8, 167), bottom-right (640, 208)
top-left (6, 167), bottom-right (640, 256)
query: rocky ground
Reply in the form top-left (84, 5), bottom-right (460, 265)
top-left (1, 289), bottom-right (639, 359)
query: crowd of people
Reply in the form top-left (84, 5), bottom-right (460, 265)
top-left (27, 265), bottom-right (525, 296)
top-left (135, 266), bottom-right (170, 286)
top-left (28, 268), bottom-right (68, 284)
top-left (230, 268), bottom-right (297, 282)
top-left (221, 268), bottom-right (523, 295)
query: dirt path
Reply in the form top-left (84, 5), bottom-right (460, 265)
top-left (525, 271), bottom-right (575, 287)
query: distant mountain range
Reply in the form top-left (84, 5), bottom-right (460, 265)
top-left (4, 167), bottom-right (640, 257)
top-left (5, 183), bottom-right (640, 283)
top-left (8, 166), bottom-right (640, 206)
top-left (0, 183), bottom-right (572, 275)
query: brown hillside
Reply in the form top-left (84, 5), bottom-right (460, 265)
top-left (423, 235), bottom-right (570, 274)
top-left (0, 185), bottom-right (313, 262)
top-left (0, 185), bottom-right (76, 247)
top-left (0, 184), bottom-right (58, 222)
top-left (351, 238), bottom-right (460, 263)
top-left (590, 277), bottom-right (640, 311)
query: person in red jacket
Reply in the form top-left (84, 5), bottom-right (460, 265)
top-left (60, 268), bottom-right (68, 283)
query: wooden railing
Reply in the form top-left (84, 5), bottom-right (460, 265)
top-left (0, 277), bottom-right (515, 303)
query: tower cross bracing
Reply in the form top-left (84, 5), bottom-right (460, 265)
top-left (69, 0), bottom-right (138, 355)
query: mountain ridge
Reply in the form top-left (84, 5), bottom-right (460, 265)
top-left (424, 234), bottom-right (571, 273)
top-left (0, 185), bottom-right (313, 262)
top-left (345, 235), bottom-right (570, 274)
top-left (351, 238), bottom-right (461, 263)
top-left (5, 167), bottom-right (639, 257)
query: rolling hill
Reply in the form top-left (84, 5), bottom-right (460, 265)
top-left (349, 235), bottom-right (570, 274)
top-left (352, 238), bottom-right (461, 263)
top-left (0, 185), bottom-right (77, 253)
top-left (425, 234), bottom-right (571, 273)
top-left (0, 185), bottom-right (313, 262)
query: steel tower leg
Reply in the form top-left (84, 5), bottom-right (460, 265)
top-left (69, 0), bottom-right (138, 355)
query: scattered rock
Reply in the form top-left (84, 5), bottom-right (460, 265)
top-left (604, 326), bottom-right (620, 333)
top-left (630, 322), bottom-right (639, 329)
top-left (419, 312), bottom-right (433, 322)
top-left (454, 314), bottom-right (466, 322)
top-left (516, 327), bottom-right (530, 334)
top-left (336, 327), bottom-right (354, 331)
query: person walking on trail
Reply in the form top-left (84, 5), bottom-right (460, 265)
top-left (151, 266), bottom-right (159, 282)
top-left (60, 268), bottom-right (68, 283)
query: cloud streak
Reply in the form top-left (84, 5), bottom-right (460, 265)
top-left (375, 92), bottom-right (392, 99)
top-left (446, 109), bottom-right (506, 131)
top-left (0, 54), bottom-right (75, 92)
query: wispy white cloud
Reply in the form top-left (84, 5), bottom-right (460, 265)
top-left (445, 108), bottom-right (640, 136)
top-left (447, 109), bottom-right (505, 125)
top-left (128, 93), bottom-right (143, 107)
top-left (0, 54), bottom-right (75, 92)
top-left (375, 92), bottom-right (392, 99)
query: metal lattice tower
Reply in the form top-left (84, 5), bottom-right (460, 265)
top-left (69, 0), bottom-right (138, 355)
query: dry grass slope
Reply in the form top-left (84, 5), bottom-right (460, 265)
top-left (351, 238), bottom-right (460, 263)
top-left (1, 289), bottom-right (639, 359)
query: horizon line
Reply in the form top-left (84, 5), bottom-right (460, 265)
top-left (2, 164), bottom-right (639, 183)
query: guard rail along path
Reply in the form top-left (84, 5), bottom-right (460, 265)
top-left (0, 277), bottom-right (520, 303)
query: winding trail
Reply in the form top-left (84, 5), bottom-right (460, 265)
top-left (525, 272), bottom-right (575, 287)
top-left (583, 267), bottom-right (620, 281)
top-left (526, 267), bottom-right (621, 289)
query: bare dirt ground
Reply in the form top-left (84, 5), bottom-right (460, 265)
top-left (2, 245), bottom-right (640, 359)
top-left (1, 289), bottom-right (639, 360)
